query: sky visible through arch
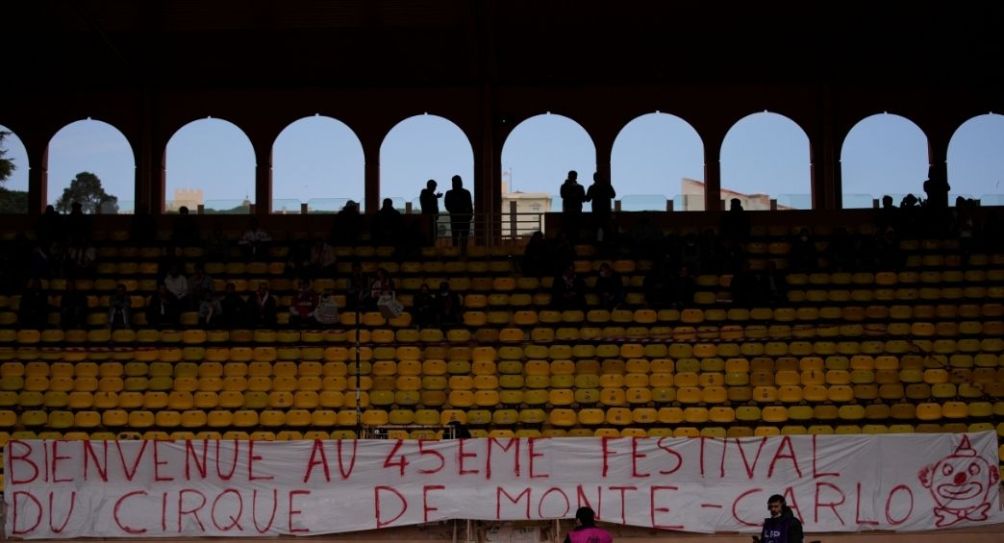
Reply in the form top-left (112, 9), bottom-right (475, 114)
top-left (1, 112), bottom-right (1002, 213)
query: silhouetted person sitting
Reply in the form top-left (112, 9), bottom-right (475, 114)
top-left (721, 198), bottom-right (751, 241)
top-left (560, 170), bottom-right (586, 240)
top-left (585, 172), bottom-right (616, 242)
top-left (595, 262), bottom-right (625, 309)
top-left (444, 175), bottom-right (473, 250)
top-left (668, 265), bottom-right (696, 308)
top-left (412, 284), bottom-right (437, 329)
top-left (19, 279), bottom-right (50, 329)
top-left (198, 291), bottom-right (222, 328)
top-left (36, 205), bottom-right (63, 246)
top-left (521, 231), bottom-right (548, 276)
top-left (330, 200), bottom-right (363, 246)
top-left (289, 279), bottom-right (319, 327)
top-left (172, 206), bottom-right (200, 245)
top-left (219, 283), bottom-right (246, 329)
top-left (65, 202), bottom-right (92, 244)
top-left (551, 264), bottom-right (586, 310)
top-left (239, 217), bottom-right (271, 259)
top-left (247, 282), bottom-right (278, 327)
top-left (108, 284), bottom-right (131, 329)
top-left (346, 261), bottom-right (370, 312)
top-left (146, 285), bottom-right (179, 329)
top-left (789, 228), bottom-right (817, 272)
top-left (59, 281), bottom-right (88, 329)
top-left (436, 281), bottom-right (462, 327)
top-left (373, 198), bottom-right (403, 246)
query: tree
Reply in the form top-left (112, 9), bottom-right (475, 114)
top-left (55, 172), bottom-right (118, 214)
top-left (0, 131), bottom-right (15, 184)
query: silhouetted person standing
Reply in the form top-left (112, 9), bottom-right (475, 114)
top-left (923, 165), bottom-right (950, 210)
top-left (419, 179), bottom-right (443, 242)
top-left (585, 172), bottom-right (616, 242)
top-left (560, 170), bottom-right (586, 240)
top-left (444, 175), bottom-right (473, 250)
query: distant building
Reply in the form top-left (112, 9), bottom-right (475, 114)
top-left (681, 178), bottom-right (792, 211)
top-left (501, 180), bottom-right (552, 236)
top-left (167, 188), bottom-right (204, 212)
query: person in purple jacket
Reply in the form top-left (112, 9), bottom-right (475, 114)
top-left (563, 507), bottom-right (611, 543)
top-left (753, 495), bottom-right (804, 543)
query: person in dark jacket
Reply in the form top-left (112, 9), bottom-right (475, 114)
top-left (753, 494), bottom-right (803, 543)
top-left (444, 175), bottom-right (473, 250)
top-left (560, 170), bottom-right (586, 241)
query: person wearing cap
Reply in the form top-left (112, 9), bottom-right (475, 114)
top-left (563, 507), bottom-right (611, 543)
top-left (752, 494), bottom-right (803, 543)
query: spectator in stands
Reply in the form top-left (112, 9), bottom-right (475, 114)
top-left (289, 279), bottom-right (319, 327)
top-left (219, 282), bottom-right (246, 329)
top-left (108, 283), bottom-right (131, 329)
top-left (197, 290), bottom-right (222, 328)
top-left (668, 264), bottom-right (696, 308)
top-left (346, 261), bottom-right (369, 312)
top-left (285, 238), bottom-right (313, 279)
top-left (721, 198), bottom-right (751, 241)
top-left (246, 282), bottom-right (278, 327)
top-left (760, 260), bottom-right (787, 304)
top-left (560, 170), bottom-right (586, 240)
top-left (188, 262), bottom-right (213, 305)
top-left (753, 494), bottom-right (804, 543)
top-left (550, 264), bottom-right (586, 310)
top-left (333, 200), bottom-right (364, 246)
top-left (595, 262), bottom-right (625, 309)
top-left (369, 268), bottom-right (396, 306)
top-left (29, 244), bottom-right (51, 279)
top-left (18, 279), bottom-right (50, 329)
top-left (436, 281), bottom-right (462, 327)
top-left (172, 206), bottom-right (200, 246)
top-left (445, 175), bottom-right (473, 250)
top-left (521, 231), bottom-right (548, 276)
top-left (66, 238), bottom-right (96, 277)
top-left (789, 228), bottom-right (817, 272)
top-left (373, 198), bottom-right (403, 246)
top-left (446, 420), bottom-right (472, 439)
top-left (163, 264), bottom-right (189, 307)
top-left (412, 284), bottom-right (437, 329)
top-left (563, 507), bottom-right (611, 543)
top-left (585, 172), bottom-right (616, 242)
top-left (204, 219), bottom-right (230, 261)
top-left (643, 256), bottom-right (673, 307)
top-left (313, 290), bottom-right (340, 327)
top-left (308, 239), bottom-right (337, 278)
top-left (36, 205), bottom-right (63, 246)
top-left (239, 217), bottom-right (271, 259)
top-left (59, 280), bottom-right (88, 329)
top-left (66, 202), bottom-right (92, 243)
top-left (146, 284), bottom-right (179, 329)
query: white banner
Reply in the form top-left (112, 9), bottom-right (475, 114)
top-left (4, 432), bottom-right (1002, 538)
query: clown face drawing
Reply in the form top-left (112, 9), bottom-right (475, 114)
top-left (918, 436), bottom-right (1000, 527)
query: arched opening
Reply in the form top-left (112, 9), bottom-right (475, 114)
top-left (948, 113), bottom-right (1004, 205)
top-left (164, 118), bottom-right (255, 214)
top-left (721, 112), bottom-right (812, 210)
top-left (501, 113), bottom-right (595, 234)
top-left (611, 112), bottom-right (704, 211)
top-left (0, 125), bottom-right (29, 213)
top-left (48, 119), bottom-right (135, 214)
top-left (380, 113), bottom-right (474, 214)
top-left (841, 113), bottom-right (928, 208)
top-left (272, 115), bottom-right (365, 214)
